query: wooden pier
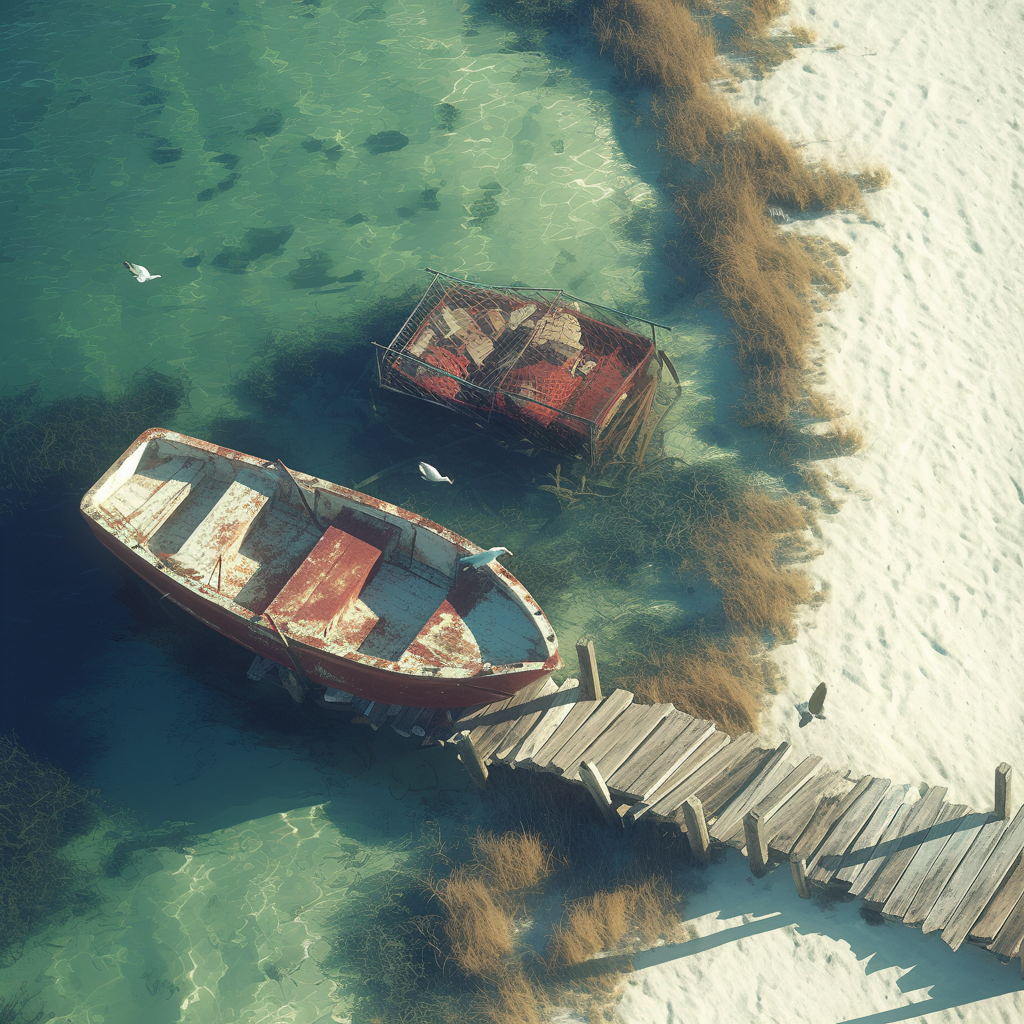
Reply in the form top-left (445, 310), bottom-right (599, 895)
top-left (265, 654), bottom-right (1024, 977)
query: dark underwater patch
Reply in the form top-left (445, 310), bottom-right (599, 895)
top-left (436, 102), bottom-right (460, 132)
top-left (301, 138), bottom-right (323, 152)
top-left (364, 130), bottom-right (409, 154)
top-left (211, 226), bottom-right (295, 273)
top-left (149, 137), bottom-right (182, 164)
top-left (245, 109), bottom-right (284, 138)
top-left (129, 53), bottom-right (158, 70)
top-left (212, 153), bottom-right (240, 170)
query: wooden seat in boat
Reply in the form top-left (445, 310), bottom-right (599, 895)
top-left (119, 456), bottom-right (207, 540)
top-left (174, 467), bottom-right (276, 583)
top-left (265, 526), bottom-right (383, 637)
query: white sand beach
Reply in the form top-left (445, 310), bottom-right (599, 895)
top-left (620, 2), bottom-right (1024, 1020)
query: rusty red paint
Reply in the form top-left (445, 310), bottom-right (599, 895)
top-left (82, 429), bottom-right (562, 707)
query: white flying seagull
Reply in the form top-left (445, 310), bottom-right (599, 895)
top-left (418, 461), bottom-right (453, 484)
top-left (124, 261), bottom-right (161, 283)
top-left (458, 546), bottom-right (512, 570)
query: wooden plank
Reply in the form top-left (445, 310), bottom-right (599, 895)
top-left (749, 755), bottom-right (824, 828)
top-left (988, 887), bottom-right (1024, 960)
top-left (882, 803), bottom-right (970, 921)
top-left (833, 785), bottom-right (908, 890)
top-left (942, 802), bottom-right (1024, 951)
top-left (808, 777), bottom-right (891, 886)
top-left (468, 678), bottom-right (552, 761)
top-left (452, 692), bottom-right (517, 731)
top-left (902, 812), bottom-right (990, 928)
top-left (696, 745), bottom-right (779, 823)
top-left (569, 703), bottom-right (674, 783)
top-left (547, 688), bottom-right (635, 775)
top-left (646, 734), bottom-right (757, 820)
top-left (921, 817), bottom-right (1006, 934)
top-left (576, 637), bottom-right (602, 701)
top-left (391, 705), bottom-right (433, 738)
top-left (490, 679), bottom-right (560, 763)
top-left (971, 852), bottom-right (1024, 945)
top-left (682, 797), bottom-right (710, 862)
top-left (710, 744), bottom-right (798, 844)
top-left (793, 775), bottom-right (875, 870)
top-left (579, 761), bottom-right (620, 828)
top-left (510, 683), bottom-right (583, 764)
top-left (636, 729), bottom-right (731, 807)
top-left (766, 770), bottom-right (851, 857)
top-left (454, 731), bottom-right (488, 789)
top-left (524, 691), bottom-right (605, 769)
top-left (610, 716), bottom-right (715, 800)
top-left (366, 699), bottom-right (392, 730)
top-left (858, 786), bottom-right (950, 908)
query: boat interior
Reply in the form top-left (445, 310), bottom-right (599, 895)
top-left (90, 435), bottom-right (549, 671)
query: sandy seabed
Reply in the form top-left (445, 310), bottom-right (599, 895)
top-left (619, 2), bottom-right (1024, 1021)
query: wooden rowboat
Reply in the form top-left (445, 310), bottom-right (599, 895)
top-left (81, 429), bottom-right (561, 707)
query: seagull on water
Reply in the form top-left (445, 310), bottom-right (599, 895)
top-left (795, 682), bottom-right (827, 728)
top-left (419, 461), bottom-right (453, 484)
top-left (124, 261), bottom-right (161, 283)
top-left (458, 546), bottom-right (512, 570)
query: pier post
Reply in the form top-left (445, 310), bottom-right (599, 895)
top-left (454, 731), bottom-right (488, 789)
top-left (743, 809), bottom-right (769, 878)
top-left (791, 857), bottom-right (810, 899)
top-left (995, 763), bottom-right (1012, 820)
top-left (580, 760), bottom-right (621, 829)
top-left (681, 796), bottom-right (711, 863)
top-left (576, 638), bottom-right (602, 702)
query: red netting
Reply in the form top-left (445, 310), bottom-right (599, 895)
top-left (417, 347), bottom-right (468, 400)
top-left (568, 351), bottom-right (631, 425)
top-left (499, 361), bottom-right (585, 427)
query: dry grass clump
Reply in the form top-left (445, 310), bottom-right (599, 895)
top-left (743, 0), bottom-right (789, 35)
top-left (790, 21), bottom-right (817, 44)
top-left (627, 636), bottom-right (779, 734)
top-left (433, 867), bottom-right (517, 980)
top-left (547, 878), bottom-right (682, 968)
top-left (654, 91), bottom-right (736, 164)
top-left (472, 829), bottom-right (553, 893)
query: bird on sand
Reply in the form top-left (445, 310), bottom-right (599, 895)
top-left (419, 461), bottom-right (453, 484)
top-left (795, 682), bottom-right (827, 728)
top-left (124, 261), bottom-right (161, 282)
top-left (458, 546), bottom-right (512, 570)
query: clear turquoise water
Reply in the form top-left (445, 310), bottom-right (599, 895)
top-left (0, 1), bottom-right (736, 1019)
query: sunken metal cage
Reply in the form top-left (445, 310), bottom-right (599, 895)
top-left (376, 270), bottom-right (670, 465)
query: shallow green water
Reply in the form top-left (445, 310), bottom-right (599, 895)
top-left (0, 1), bottom-right (736, 1019)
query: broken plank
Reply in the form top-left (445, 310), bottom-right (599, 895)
top-left (490, 679), bottom-right (561, 763)
top-left (942, 802), bottom-right (1024, 951)
top-left (858, 787), bottom-right (950, 908)
top-left (568, 703), bottom-right (674, 783)
top-left (882, 804), bottom-right (971, 922)
top-left (646, 734), bottom-right (757, 821)
top-left (793, 775), bottom-right (875, 871)
top-left (903, 812), bottom-right (990, 929)
top-left (766, 770), bottom-right (851, 857)
top-left (547, 688), bottom-right (635, 775)
top-left (971, 851), bottom-right (1024, 945)
top-left (611, 716), bottom-right (716, 801)
top-left (808, 777), bottom-right (891, 887)
top-left (697, 745), bottom-right (781, 825)
top-left (749, 755), bottom-right (824, 828)
top-left (710, 745), bottom-right (799, 844)
top-left (511, 683), bottom-right (583, 763)
top-left (834, 785), bottom-right (909, 891)
top-left (524, 692), bottom-right (605, 769)
top-left (921, 816), bottom-right (1006, 934)
top-left (988, 887), bottom-right (1024, 960)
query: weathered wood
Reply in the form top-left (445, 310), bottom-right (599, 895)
top-left (744, 810), bottom-right (769, 878)
top-left (903, 812), bottom-right (990, 928)
top-left (523, 690), bottom-right (603, 768)
top-left (454, 731), bottom-right (488, 789)
top-left (468, 678), bottom-right (552, 761)
top-left (749, 755), bottom-right (824, 830)
top-left (576, 637), bottom-right (602, 702)
top-left (709, 743), bottom-right (795, 844)
top-left (995, 763), bottom-right (1012, 821)
top-left (921, 817), bottom-right (1007, 934)
top-left (988, 887), bottom-right (1024, 960)
top-left (971, 851), bottom-right (1024, 945)
top-left (647, 734), bottom-right (757, 820)
top-left (608, 715), bottom-right (692, 793)
top-left (942, 802), bottom-right (1024, 951)
top-left (631, 730), bottom-right (730, 808)
top-left (391, 704), bottom-right (431, 737)
top-left (858, 786), bottom-right (950, 909)
top-left (809, 777), bottom-right (892, 886)
top-left (682, 796), bottom-right (710, 863)
top-left (766, 770), bottom-right (850, 856)
top-left (882, 803), bottom-right (970, 922)
top-left (511, 682), bottom-right (582, 763)
top-left (367, 699), bottom-right (392, 730)
top-left (613, 718), bottom-right (717, 801)
top-left (570, 704), bottom-right (674, 783)
top-left (793, 775), bottom-right (875, 870)
top-left (452, 692), bottom-right (517, 731)
top-left (490, 679), bottom-right (561, 762)
top-left (579, 760), bottom-right (621, 829)
top-left (833, 785), bottom-right (909, 890)
top-left (694, 744), bottom-right (777, 821)
top-left (792, 857), bottom-right (810, 899)
top-left (547, 688), bottom-right (635, 774)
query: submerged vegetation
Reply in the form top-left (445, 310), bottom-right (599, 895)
top-left (323, 769), bottom-right (688, 1023)
top-left (0, 368), bottom-right (189, 513)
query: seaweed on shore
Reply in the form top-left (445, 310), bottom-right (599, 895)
top-left (0, 369), bottom-right (189, 514)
